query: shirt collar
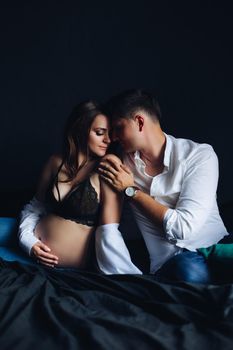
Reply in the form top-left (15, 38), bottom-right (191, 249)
top-left (133, 133), bottom-right (172, 170)
top-left (163, 133), bottom-right (172, 170)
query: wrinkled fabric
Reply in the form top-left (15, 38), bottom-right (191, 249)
top-left (1, 259), bottom-right (233, 350)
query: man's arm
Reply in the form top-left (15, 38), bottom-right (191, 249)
top-left (98, 146), bottom-right (219, 242)
top-left (162, 146), bottom-right (219, 241)
top-left (98, 157), bottom-right (168, 226)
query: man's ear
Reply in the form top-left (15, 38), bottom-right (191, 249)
top-left (135, 115), bottom-right (144, 132)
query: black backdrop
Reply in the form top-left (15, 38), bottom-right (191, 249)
top-left (0, 1), bottom-right (232, 214)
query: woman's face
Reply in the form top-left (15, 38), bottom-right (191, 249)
top-left (88, 114), bottom-right (111, 157)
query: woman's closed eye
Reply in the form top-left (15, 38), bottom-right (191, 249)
top-left (96, 130), bottom-right (105, 136)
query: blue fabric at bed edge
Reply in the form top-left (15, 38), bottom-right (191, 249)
top-left (0, 217), bottom-right (36, 266)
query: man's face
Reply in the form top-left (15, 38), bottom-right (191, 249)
top-left (111, 117), bottom-right (139, 153)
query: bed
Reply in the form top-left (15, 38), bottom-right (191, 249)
top-left (1, 209), bottom-right (233, 349)
top-left (1, 258), bottom-right (233, 349)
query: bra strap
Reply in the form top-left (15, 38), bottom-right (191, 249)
top-left (53, 160), bottom-right (64, 202)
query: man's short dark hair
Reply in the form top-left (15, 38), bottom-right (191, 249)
top-left (105, 89), bottom-right (162, 122)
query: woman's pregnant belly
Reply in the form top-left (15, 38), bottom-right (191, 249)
top-left (35, 214), bottom-right (94, 268)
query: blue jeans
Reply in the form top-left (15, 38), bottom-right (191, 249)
top-left (155, 250), bottom-right (211, 284)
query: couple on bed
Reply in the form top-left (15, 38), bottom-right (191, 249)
top-left (18, 89), bottom-right (231, 284)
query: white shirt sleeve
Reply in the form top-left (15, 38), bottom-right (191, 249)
top-left (95, 223), bottom-right (142, 274)
top-left (163, 146), bottom-right (219, 241)
top-left (18, 197), bottom-right (47, 255)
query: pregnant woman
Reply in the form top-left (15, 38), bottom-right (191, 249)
top-left (18, 100), bottom-right (120, 268)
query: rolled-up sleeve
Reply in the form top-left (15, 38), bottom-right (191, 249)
top-left (163, 146), bottom-right (219, 242)
top-left (18, 197), bottom-right (47, 255)
top-left (95, 223), bottom-right (142, 274)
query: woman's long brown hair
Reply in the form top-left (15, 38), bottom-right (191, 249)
top-left (62, 100), bottom-right (104, 182)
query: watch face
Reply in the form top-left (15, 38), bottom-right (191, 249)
top-left (125, 186), bottom-right (135, 197)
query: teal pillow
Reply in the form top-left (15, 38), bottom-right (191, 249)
top-left (198, 244), bottom-right (233, 265)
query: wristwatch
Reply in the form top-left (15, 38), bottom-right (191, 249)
top-left (124, 186), bottom-right (140, 198)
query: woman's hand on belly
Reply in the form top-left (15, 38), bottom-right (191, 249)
top-left (34, 214), bottom-right (94, 268)
top-left (31, 241), bottom-right (59, 267)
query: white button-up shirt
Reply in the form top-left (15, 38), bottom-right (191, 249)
top-left (95, 133), bottom-right (228, 274)
top-left (123, 133), bottom-right (228, 272)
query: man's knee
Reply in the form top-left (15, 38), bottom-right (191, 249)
top-left (156, 251), bottom-right (211, 284)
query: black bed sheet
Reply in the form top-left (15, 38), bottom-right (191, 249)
top-left (0, 259), bottom-right (233, 350)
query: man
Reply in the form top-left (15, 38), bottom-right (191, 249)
top-left (95, 89), bottom-right (228, 283)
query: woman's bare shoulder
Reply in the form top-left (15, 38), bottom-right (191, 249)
top-left (36, 154), bottom-right (63, 200)
top-left (102, 153), bottom-right (122, 164)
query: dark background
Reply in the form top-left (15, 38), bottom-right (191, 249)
top-left (0, 1), bottom-right (232, 218)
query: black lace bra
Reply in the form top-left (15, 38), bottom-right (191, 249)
top-left (46, 163), bottom-right (100, 227)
